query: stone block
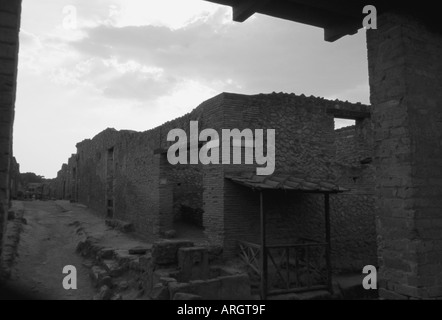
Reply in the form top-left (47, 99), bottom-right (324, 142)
top-left (96, 285), bottom-right (112, 300)
top-left (378, 288), bottom-right (408, 300)
top-left (152, 240), bottom-right (194, 266)
top-left (117, 281), bottom-right (129, 291)
top-left (168, 273), bottom-right (252, 300)
top-left (114, 249), bottom-right (138, 267)
top-left (219, 273), bottom-right (252, 300)
top-left (137, 254), bottom-right (152, 272)
top-left (105, 219), bottom-right (134, 232)
top-left (98, 248), bottom-right (115, 260)
top-left (129, 246), bottom-right (150, 255)
top-left (153, 268), bottom-right (177, 287)
top-left (111, 294), bottom-right (123, 300)
top-left (151, 283), bottom-right (170, 300)
top-left (208, 245), bottom-right (223, 262)
top-left (178, 247), bottom-right (209, 282)
top-left (102, 259), bottom-right (125, 277)
top-left (89, 266), bottom-right (112, 288)
top-left (173, 293), bottom-right (202, 300)
top-left (159, 277), bottom-right (177, 286)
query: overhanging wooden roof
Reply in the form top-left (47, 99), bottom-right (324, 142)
top-left (205, 0), bottom-right (442, 42)
top-left (225, 172), bottom-right (347, 193)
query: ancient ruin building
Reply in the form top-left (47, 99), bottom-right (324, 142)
top-left (207, 0), bottom-right (442, 301)
top-left (1, 0), bottom-right (440, 300)
top-left (53, 93), bottom-right (376, 279)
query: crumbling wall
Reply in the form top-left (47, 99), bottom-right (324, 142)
top-left (75, 128), bottom-right (121, 215)
top-left (208, 93), bottom-right (336, 255)
top-left (53, 92), bottom-right (376, 273)
top-left (0, 0), bottom-right (21, 261)
top-left (58, 96), bottom-right (223, 240)
top-left (217, 93), bottom-right (376, 273)
top-left (335, 126), bottom-right (358, 165)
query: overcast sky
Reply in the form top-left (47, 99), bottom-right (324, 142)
top-left (14, 0), bottom-right (370, 179)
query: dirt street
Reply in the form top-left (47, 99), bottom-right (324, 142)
top-left (3, 200), bottom-right (95, 300)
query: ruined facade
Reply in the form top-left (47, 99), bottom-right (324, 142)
top-left (53, 92), bottom-right (376, 273)
top-left (0, 0), bottom-right (21, 261)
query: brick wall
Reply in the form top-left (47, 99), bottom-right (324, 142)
top-left (332, 119), bottom-right (376, 271)
top-left (368, 12), bottom-right (442, 299)
top-left (0, 0), bottom-right (21, 260)
top-left (215, 93), bottom-right (376, 273)
top-left (53, 92), bottom-right (376, 273)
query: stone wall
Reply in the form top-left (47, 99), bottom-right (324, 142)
top-left (0, 0), bottom-right (21, 261)
top-left (9, 157), bottom-right (21, 200)
top-left (367, 12), bottom-right (442, 299)
top-left (55, 95), bottom-right (225, 240)
top-left (215, 93), bottom-right (376, 272)
top-left (53, 92), bottom-right (376, 272)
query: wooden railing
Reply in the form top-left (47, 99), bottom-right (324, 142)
top-left (238, 240), bottom-right (261, 276)
top-left (238, 240), bottom-right (331, 297)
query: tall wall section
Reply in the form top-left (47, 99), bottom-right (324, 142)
top-left (0, 0), bottom-right (21, 261)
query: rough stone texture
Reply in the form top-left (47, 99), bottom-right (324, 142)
top-left (105, 219), bottom-right (134, 233)
top-left (210, 94), bottom-right (376, 271)
top-left (151, 240), bottom-right (194, 266)
top-left (95, 285), bottom-right (112, 300)
top-left (128, 246), bottom-right (150, 255)
top-left (150, 283), bottom-right (170, 300)
top-left (102, 259), bottom-right (125, 277)
top-left (367, 12), bottom-right (442, 299)
top-left (0, 202), bottom-right (24, 278)
top-left (178, 247), bottom-right (209, 282)
top-left (0, 0), bottom-right (21, 263)
top-left (168, 273), bottom-right (252, 300)
top-left (97, 248), bottom-right (115, 260)
top-left (52, 92), bottom-right (376, 273)
top-left (89, 266), bottom-right (112, 288)
top-left (173, 292), bottom-right (202, 300)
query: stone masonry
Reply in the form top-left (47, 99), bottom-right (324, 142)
top-left (0, 0), bottom-right (21, 262)
top-left (367, 12), bottom-right (442, 299)
top-left (53, 92), bottom-right (376, 273)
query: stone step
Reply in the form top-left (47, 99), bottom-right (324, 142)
top-left (129, 246), bottom-right (151, 255)
top-left (101, 259), bottom-right (125, 277)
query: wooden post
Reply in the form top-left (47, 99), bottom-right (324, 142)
top-left (324, 193), bottom-right (333, 294)
top-left (260, 191), bottom-right (268, 300)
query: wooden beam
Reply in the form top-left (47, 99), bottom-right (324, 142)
top-left (233, 0), bottom-right (271, 22)
top-left (260, 191), bottom-right (268, 300)
top-left (327, 105), bottom-right (371, 120)
top-left (324, 193), bottom-right (333, 294)
top-left (287, 0), bottom-right (367, 18)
